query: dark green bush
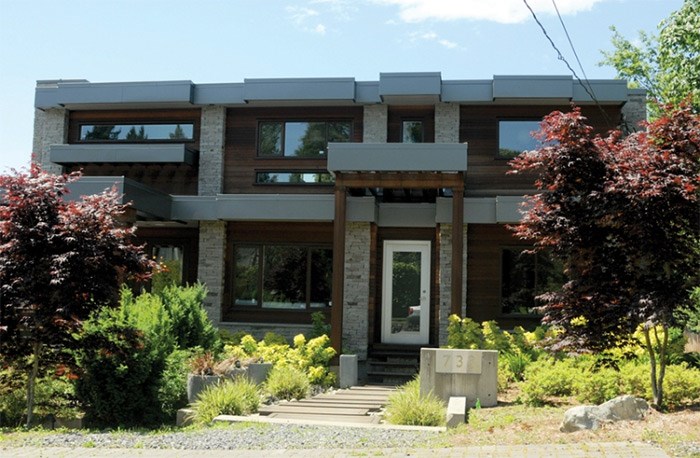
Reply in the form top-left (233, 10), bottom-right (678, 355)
top-left (73, 308), bottom-right (166, 427)
top-left (158, 283), bottom-right (221, 352)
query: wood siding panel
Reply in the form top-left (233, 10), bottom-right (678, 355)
top-left (67, 109), bottom-right (201, 195)
top-left (466, 224), bottom-right (540, 329)
top-left (460, 105), bottom-right (621, 197)
top-left (224, 107), bottom-right (363, 194)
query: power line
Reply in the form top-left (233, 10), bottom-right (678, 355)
top-left (551, 0), bottom-right (596, 99)
top-left (522, 0), bottom-right (615, 128)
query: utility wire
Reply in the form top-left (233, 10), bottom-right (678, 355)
top-left (522, 0), bottom-right (615, 128)
top-left (551, 0), bottom-right (596, 99)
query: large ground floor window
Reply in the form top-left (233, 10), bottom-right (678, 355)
top-left (501, 248), bottom-right (565, 315)
top-left (233, 244), bottom-right (332, 310)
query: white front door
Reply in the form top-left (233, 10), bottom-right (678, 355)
top-left (381, 240), bottom-right (430, 344)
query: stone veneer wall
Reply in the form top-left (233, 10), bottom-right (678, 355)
top-left (342, 222), bottom-right (371, 360)
top-left (198, 221), bottom-right (226, 326)
top-left (363, 105), bottom-right (388, 143)
top-left (435, 103), bottom-right (460, 143)
top-left (622, 90), bottom-right (647, 134)
top-left (32, 108), bottom-right (67, 174)
top-left (198, 106), bottom-right (226, 196)
top-left (438, 224), bottom-right (468, 346)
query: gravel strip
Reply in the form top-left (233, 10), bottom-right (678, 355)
top-left (19, 423), bottom-right (442, 450)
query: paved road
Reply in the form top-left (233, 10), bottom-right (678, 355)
top-left (2, 442), bottom-right (670, 457)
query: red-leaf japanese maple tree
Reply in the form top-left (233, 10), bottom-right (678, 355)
top-left (0, 164), bottom-right (154, 426)
top-left (509, 105), bottom-right (700, 407)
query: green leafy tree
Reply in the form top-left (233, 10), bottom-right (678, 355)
top-left (0, 165), bottom-right (153, 426)
top-left (600, 0), bottom-right (700, 119)
top-left (508, 106), bottom-right (700, 407)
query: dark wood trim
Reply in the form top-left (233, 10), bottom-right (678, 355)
top-left (451, 175), bottom-right (465, 316)
top-left (331, 183), bottom-right (347, 354)
top-left (337, 172), bottom-right (464, 189)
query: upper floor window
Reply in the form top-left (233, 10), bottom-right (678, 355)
top-left (258, 121), bottom-right (351, 158)
top-left (498, 120), bottom-right (541, 159)
top-left (501, 247), bottom-right (565, 315)
top-left (79, 123), bottom-right (195, 142)
top-left (402, 120), bottom-right (424, 143)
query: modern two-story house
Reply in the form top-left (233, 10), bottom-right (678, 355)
top-left (32, 73), bottom-right (645, 379)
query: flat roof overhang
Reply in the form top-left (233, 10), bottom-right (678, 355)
top-left (65, 176), bottom-right (172, 221)
top-left (50, 144), bottom-right (198, 166)
top-left (327, 143), bottom-right (468, 173)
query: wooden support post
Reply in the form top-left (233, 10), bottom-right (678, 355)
top-left (331, 178), bottom-right (347, 354)
top-left (451, 175), bottom-right (464, 317)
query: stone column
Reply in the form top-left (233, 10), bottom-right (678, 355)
top-left (198, 106), bottom-right (226, 196)
top-left (363, 105), bottom-right (388, 143)
top-left (438, 224), bottom-right (468, 346)
top-left (621, 89), bottom-right (647, 134)
top-left (435, 103), bottom-right (460, 143)
top-left (342, 222), bottom-right (371, 360)
top-left (198, 221), bottom-right (226, 326)
top-left (32, 108), bottom-right (68, 174)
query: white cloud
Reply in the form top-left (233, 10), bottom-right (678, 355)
top-left (286, 6), bottom-right (320, 25)
top-left (408, 30), bottom-right (459, 49)
top-left (374, 0), bottom-right (607, 24)
top-left (314, 24), bottom-right (327, 34)
top-left (438, 39), bottom-right (457, 49)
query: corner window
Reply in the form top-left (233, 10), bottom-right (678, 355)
top-left (255, 171), bottom-right (334, 185)
top-left (498, 120), bottom-right (541, 158)
top-left (233, 244), bottom-right (332, 310)
top-left (402, 120), bottom-right (424, 143)
top-left (79, 123), bottom-right (194, 142)
top-left (258, 121), bottom-right (351, 158)
top-left (501, 248), bottom-right (565, 315)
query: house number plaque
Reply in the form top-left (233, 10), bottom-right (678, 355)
top-left (434, 349), bottom-right (482, 374)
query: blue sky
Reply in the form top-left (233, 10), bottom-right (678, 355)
top-left (0, 0), bottom-right (683, 171)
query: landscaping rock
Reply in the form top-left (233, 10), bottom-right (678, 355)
top-left (560, 395), bottom-right (649, 432)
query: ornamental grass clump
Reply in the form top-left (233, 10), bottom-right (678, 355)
top-left (384, 378), bottom-right (446, 427)
top-left (190, 377), bottom-right (260, 425)
top-left (264, 365), bottom-right (310, 401)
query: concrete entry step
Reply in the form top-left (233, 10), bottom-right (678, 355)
top-left (292, 401), bottom-right (383, 411)
top-left (259, 405), bottom-right (370, 416)
top-left (266, 412), bottom-right (380, 424)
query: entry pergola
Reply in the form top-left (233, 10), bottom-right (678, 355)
top-left (327, 142), bottom-right (468, 352)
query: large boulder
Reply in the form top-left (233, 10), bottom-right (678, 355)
top-left (560, 395), bottom-right (649, 432)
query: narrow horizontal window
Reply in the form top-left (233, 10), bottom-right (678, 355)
top-left (79, 123), bottom-right (194, 141)
top-left (258, 120), bottom-right (351, 158)
top-left (255, 172), bottom-right (334, 185)
top-left (498, 120), bottom-right (541, 158)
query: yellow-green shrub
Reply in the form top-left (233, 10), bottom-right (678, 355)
top-left (265, 365), bottom-right (310, 400)
top-left (190, 377), bottom-right (260, 425)
top-left (384, 378), bottom-right (445, 426)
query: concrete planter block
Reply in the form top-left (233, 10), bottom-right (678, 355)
top-left (187, 374), bottom-right (222, 403)
top-left (247, 363), bottom-right (273, 385)
top-left (177, 408), bottom-right (195, 427)
top-left (339, 354), bottom-right (359, 388)
top-left (419, 348), bottom-right (498, 407)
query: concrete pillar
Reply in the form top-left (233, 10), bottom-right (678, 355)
top-left (32, 107), bottom-right (68, 174)
top-left (435, 103), bottom-right (460, 143)
top-left (197, 221), bottom-right (226, 325)
top-left (438, 224), bottom-right (468, 346)
top-left (621, 89), bottom-right (647, 134)
top-left (341, 222), bottom-right (371, 360)
top-left (198, 106), bottom-right (226, 196)
top-left (363, 105), bottom-right (388, 143)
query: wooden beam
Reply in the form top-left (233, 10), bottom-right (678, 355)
top-left (330, 180), bottom-right (347, 355)
top-left (338, 172), bottom-right (464, 189)
top-left (451, 174), bottom-right (465, 317)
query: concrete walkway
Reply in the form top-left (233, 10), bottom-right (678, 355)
top-left (1, 442), bottom-right (670, 457)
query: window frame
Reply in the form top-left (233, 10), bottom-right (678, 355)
top-left (231, 242), bottom-right (333, 311)
top-left (401, 119), bottom-right (425, 143)
top-left (254, 170), bottom-right (335, 186)
top-left (496, 118), bottom-right (543, 160)
top-left (256, 119), bottom-right (353, 159)
top-left (499, 246), bottom-right (564, 317)
top-left (77, 122), bottom-right (196, 143)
